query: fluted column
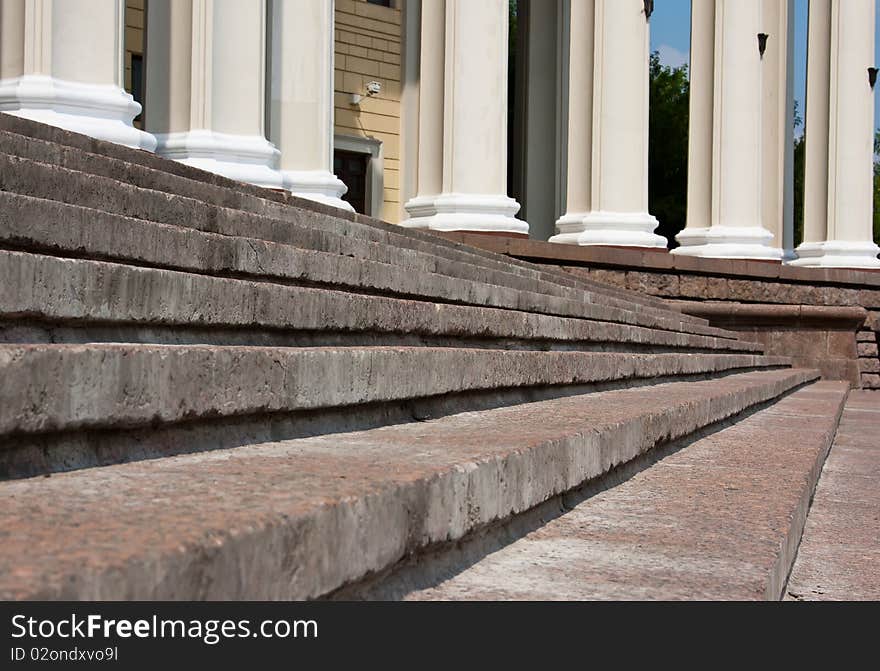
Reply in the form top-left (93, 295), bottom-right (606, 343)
top-left (554, 0), bottom-right (595, 237)
top-left (0, 0), bottom-right (154, 149)
top-left (402, 0), bottom-right (445, 221)
top-left (146, 0), bottom-right (282, 189)
top-left (675, 0), bottom-right (781, 259)
top-left (761, 0), bottom-right (795, 259)
top-left (268, 0), bottom-right (351, 210)
top-left (551, 0), bottom-right (664, 248)
top-left (403, 0), bottom-right (525, 234)
top-left (683, 0), bottom-right (715, 236)
top-left (791, 0), bottom-right (880, 268)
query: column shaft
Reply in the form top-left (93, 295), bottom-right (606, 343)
top-left (268, 0), bottom-right (350, 209)
top-left (0, 0), bottom-right (154, 149)
top-left (761, 0), bottom-right (794, 258)
top-left (674, 0), bottom-right (781, 259)
top-left (146, 0), bottom-right (282, 189)
top-left (793, 0), bottom-right (880, 267)
top-left (551, 0), bottom-right (664, 247)
top-left (404, 0), bottom-right (524, 233)
top-left (684, 0), bottom-right (715, 233)
top-left (555, 0), bottom-right (595, 232)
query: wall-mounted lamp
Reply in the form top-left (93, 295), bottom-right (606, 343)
top-left (757, 33), bottom-right (769, 58)
top-left (869, 67), bottom-right (879, 89)
top-left (643, 0), bottom-right (654, 21)
top-left (350, 80), bottom-right (382, 106)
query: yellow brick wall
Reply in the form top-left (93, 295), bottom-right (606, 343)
top-left (334, 0), bottom-right (403, 222)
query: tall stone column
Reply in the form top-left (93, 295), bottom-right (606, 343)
top-left (146, 0), bottom-right (282, 189)
top-left (268, 0), bottom-right (351, 210)
top-left (674, 0), bottom-right (781, 259)
top-left (761, 0), bottom-right (795, 259)
top-left (683, 0), bottom-right (715, 237)
top-left (0, 0), bottom-right (154, 150)
top-left (403, 0), bottom-right (525, 234)
top-left (402, 0), bottom-right (446, 223)
top-left (551, 0), bottom-right (664, 248)
top-left (554, 0), bottom-right (595, 238)
top-left (792, 0), bottom-right (880, 268)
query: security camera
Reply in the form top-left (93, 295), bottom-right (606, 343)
top-left (350, 81), bottom-right (383, 106)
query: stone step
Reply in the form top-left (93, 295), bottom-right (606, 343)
top-left (0, 162), bottom-right (711, 334)
top-left (785, 391), bottom-right (880, 601)
top-left (0, 199), bottom-right (746, 344)
top-left (0, 115), bottom-right (683, 318)
top-left (0, 367), bottom-right (818, 600)
top-left (400, 380), bottom-right (849, 601)
top-left (0, 251), bottom-right (763, 355)
top-left (1, 344), bottom-right (788, 438)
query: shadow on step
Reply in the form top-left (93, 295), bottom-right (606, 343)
top-left (327, 380), bottom-right (815, 601)
top-left (1, 367), bottom-right (788, 481)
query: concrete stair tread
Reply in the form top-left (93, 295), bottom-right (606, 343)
top-left (0, 251), bottom-right (764, 354)
top-left (404, 380), bottom-right (849, 601)
top-left (0, 367), bottom-right (819, 600)
top-left (785, 391), bottom-right (880, 601)
top-left (0, 115), bottom-right (688, 319)
top-left (0, 344), bottom-right (791, 436)
top-left (0, 174), bottom-right (717, 336)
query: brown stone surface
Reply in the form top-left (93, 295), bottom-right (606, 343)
top-left (0, 345), bottom-right (789, 436)
top-left (436, 232), bottom-right (880, 288)
top-left (786, 392), bottom-right (880, 601)
top-left (407, 382), bottom-right (849, 601)
top-left (0, 368), bottom-right (816, 600)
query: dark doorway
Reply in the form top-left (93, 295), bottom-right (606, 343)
top-left (334, 150), bottom-right (369, 214)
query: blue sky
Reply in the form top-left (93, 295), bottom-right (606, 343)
top-left (650, 0), bottom-right (880, 136)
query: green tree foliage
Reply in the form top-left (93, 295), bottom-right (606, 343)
top-left (648, 52), bottom-right (689, 248)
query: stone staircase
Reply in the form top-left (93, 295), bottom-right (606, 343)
top-left (0, 114), bottom-right (851, 600)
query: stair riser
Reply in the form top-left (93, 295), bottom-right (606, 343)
top-left (0, 158), bottom-right (708, 330)
top-left (0, 345), bottom-right (789, 436)
top-left (0, 369), bottom-right (797, 480)
top-left (0, 122), bottom-right (690, 316)
top-left (0, 155), bottom-right (637, 311)
top-left (0, 252), bottom-right (761, 351)
top-left (0, 369), bottom-right (817, 600)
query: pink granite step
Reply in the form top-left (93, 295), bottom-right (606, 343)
top-left (786, 391), bottom-right (880, 601)
top-left (404, 381), bottom-right (848, 601)
top-left (0, 367), bottom-right (816, 600)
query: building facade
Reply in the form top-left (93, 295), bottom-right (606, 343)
top-left (0, 0), bottom-right (877, 268)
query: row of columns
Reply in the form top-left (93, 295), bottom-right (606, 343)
top-left (0, 0), bottom-right (351, 210)
top-left (0, 0), bottom-right (877, 267)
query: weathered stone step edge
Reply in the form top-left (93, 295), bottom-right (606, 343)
top-left (0, 367), bottom-right (818, 600)
top-left (784, 391), bottom-right (880, 601)
top-left (0, 153), bottom-right (702, 328)
top-left (0, 344), bottom-right (790, 436)
top-left (0, 252), bottom-right (763, 354)
top-left (0, 116), bottom-right (684, 317)
top-left (0, 193), bottom-right (721, 338)
top-left (0, 245), bottom-right (745, 346)
top-left (396, 380), bottom-right (848, 602)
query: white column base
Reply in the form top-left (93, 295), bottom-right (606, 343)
top-left (0, 75), bottom-right (156, 150)
top-left (155, 129), bottom-right (284, 189)
top-left (549, 211), bottom-right (667, 248)
top-left (402, 193), bottom-right (527, 234)
top-left (281, 170), bottom-right (354, 212)
top-left (788, 240), bottom-right (880, 268)
top-left (672, 226), bottom-right (784, 260)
